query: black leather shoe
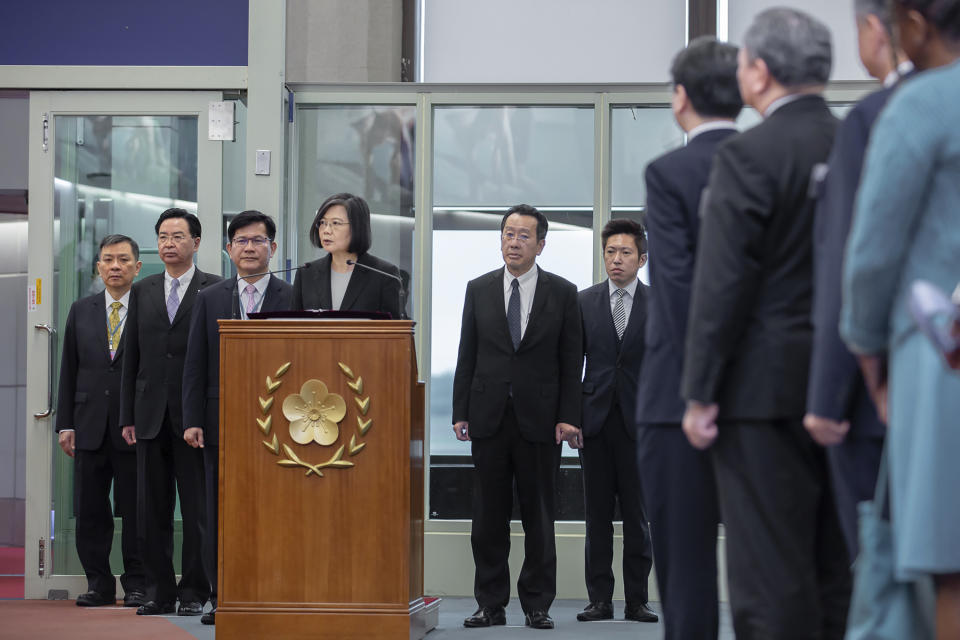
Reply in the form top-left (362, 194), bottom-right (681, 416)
top-left (201, 608), bottom-right (216, 625)
top-left (76, 591), bottom-right (115, 607)
top-left (463, 606), bottom-right (506, 628)
top-left (136, 600), bottom-right (175, 615)
top-left (525, 610), bottom-right (555, 629)
top-left (122, 589), bottom-right (145, 607)
top-left (177, 600), bottom-right (204, 616)
top-left (577, 601), bottom-right (613, 621)
top-left (624, 602), bottom-right (659, 622)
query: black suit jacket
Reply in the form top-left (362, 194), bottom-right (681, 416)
top-left (119, 268), bottom-right (222, 439)
top-left (637, 128), bottom-right (737, 424)
top-left (55, 292), bottom-right (133, 452)
top-left (290, 252), bottom-right (402, 319)
top-left (807, 89), bottom-right (891, 438)
top-left (182, 275), bottom-right (293, 448)
top-left (579, 280), bottom-right (648, 439)
top-left (682, 95), bottom-right (838, 419)
top-left (452, 266), bottom-right (582, 443)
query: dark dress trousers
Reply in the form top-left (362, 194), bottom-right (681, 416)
top-left (635, 127), bottom-right (735, 640)
top-left (290, 252), bottom-right (402, 318)
top-left (119, 268), bottom-right (221, 606)
top-left (578, 280), bottom-right (653, 608)
top-left (808, 88), bottom-right (892, 559)
top-left (452, 266), bottom-right (581, 614)
top-left (182, 275), bottom-right (293, 599)
top-left (56, 292), bottom-right (143, 598)
top-left (681, 96), bottom-right (851, 639)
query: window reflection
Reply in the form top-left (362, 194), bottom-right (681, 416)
top-left (296, 106), bottom-right (416, 305)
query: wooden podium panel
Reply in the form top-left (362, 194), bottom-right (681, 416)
top-left (216, 320), bottom-right (425, 639)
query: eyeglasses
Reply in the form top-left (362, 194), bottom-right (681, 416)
top-left (158, 233), bottom-right (189, 243)
top-left (502, 230), bottom-right (534, 244)
top-left (318, 219), bottom-right (350, 230)
top-left (231, 236), bottom-right (271, 247)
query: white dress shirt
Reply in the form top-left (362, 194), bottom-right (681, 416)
top-left (237, 275), bottom-right (270, 319)
top-left (687, 120), bottom-right (738, 141)
top-left (503, 265), bottom-right (539, 340)
top-left (164, 264), bottom-right (196, 301)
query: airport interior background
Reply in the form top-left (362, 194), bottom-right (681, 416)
top-left (0, 0), bottom-right (874, 605)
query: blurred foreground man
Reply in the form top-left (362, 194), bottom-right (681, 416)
top-left (681, 9), bottom-right (852, 638)
top-left (636, 36), bottom-right (742, 640)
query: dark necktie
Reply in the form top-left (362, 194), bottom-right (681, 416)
top-left (507, 278), bottom-right (521, 350)
top-left (613, 288), bottom-right (627, 340)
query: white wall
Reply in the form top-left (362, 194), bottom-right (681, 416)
top-left (727, 0), bottom-right (868, 81)
top-left (422, 0), bottom-right (686, 83)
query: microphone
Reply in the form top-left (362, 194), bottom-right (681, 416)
top-left (346, 259), bottom-right (407, 320)
top-left (237, 263), bottom-right (307, 282)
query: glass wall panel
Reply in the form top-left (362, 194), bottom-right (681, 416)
top-left (433, 106), bottom-right (595, 207)
top-left (52, 114), bottom-right (199, 574)
top-left (430, 106), bottom-right (595, 469)
top-left (295, 105), bottom-right (416, 316)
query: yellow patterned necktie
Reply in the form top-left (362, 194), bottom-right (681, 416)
top-left (108, 301), bottom-right (123, 352)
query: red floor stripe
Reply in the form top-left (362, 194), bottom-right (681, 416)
top-left (0, 601), bottom-right (197, 639)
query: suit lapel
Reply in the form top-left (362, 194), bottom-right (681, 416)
top-left (261, 275), bottom-right (284, 312)
top-left (172, 269), bottom-right (203, 327)
top-left (595, 281), bottom-right (619, 347)
top-left (620, 284), bottom-right (645, 352)
top-left (89, 294), bottom-right (113, 362)
top-left (521, 267), bottom-right (550, 349)
top-left (485, 268), bottom-right (513, 348)
top-left (339, 255), bottom-right (368, 311)
top-left (315, 256), bottom-right (333, 310)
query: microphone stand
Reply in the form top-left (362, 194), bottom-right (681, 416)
top-left (346, 259), bottom-right (406, 319)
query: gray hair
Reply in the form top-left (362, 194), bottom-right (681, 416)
top-left (743, 7), bottom-right (832, 87)
top-left (854, 0), bottom-right (894, 33)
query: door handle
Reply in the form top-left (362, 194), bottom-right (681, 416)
top-left (34, 323), bottom-right (57, 418)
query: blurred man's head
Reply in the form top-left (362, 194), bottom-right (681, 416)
top-left (738, 8), bottom-right (832, 113)
top-left (855, 0), bottom-right (900, 80)
top-left (670, 37), bottom-right (743, 132)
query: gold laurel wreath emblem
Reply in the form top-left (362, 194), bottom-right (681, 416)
top-left (256, 361), bottom-right (373, 477)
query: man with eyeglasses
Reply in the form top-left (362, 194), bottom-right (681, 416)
top-left (182, 209), bottom-right (292, 625)
top-left (119, 208), bottom-right (221, 617)
top-left (453, 204), bottom-right (583, 630)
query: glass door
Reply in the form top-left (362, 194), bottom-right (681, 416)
top-left (25, 91), bottom-right (223, 598)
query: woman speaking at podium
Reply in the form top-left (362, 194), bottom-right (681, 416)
top-left (291, 192), bottom-right (403, 318)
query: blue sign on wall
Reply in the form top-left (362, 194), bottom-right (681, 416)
top-left (0, 0), bottom-right (248, 66)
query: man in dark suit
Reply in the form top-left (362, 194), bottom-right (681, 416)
top-left (804, 0), bottom-right (910, 559)
top-left (182, 210), bottom-right (293, 625)
top-left (119, 208), bottom-right (221, 616)
top-left (635, 36), bottom-right (741, 640)
top-left (452, 204), bottom-right (583, 630)
top-left (56, 234), bottom-right (145, 608)
top-left (576, 219), bottom-right (656, 624)
top-left (680, 9), bottom-right (851, 638)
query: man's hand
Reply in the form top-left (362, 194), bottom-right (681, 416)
top-left (803, 413), bottom-right (850, 446)
top-left (58, 431), bottom-right (76, 458)
top-left (555, 422), bottom-right (583, 449)
top-left (947, 317), bottom-right (960, 371)
top-left (453, 421), bottom-right (470, 441)
top-left (857, 355), bottom-right (888, 424)
top-left (682, 401), bottom-right (719, 450)
top-left (183, 427), bottom-right (205, 448)
top-left (121, 426), bottom-right (137, 446)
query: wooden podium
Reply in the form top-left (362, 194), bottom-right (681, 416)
top-left (216, 319), bottom-right (428, 639)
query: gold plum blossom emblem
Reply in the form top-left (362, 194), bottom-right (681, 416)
top-left (282, 380), bottom-right (346, 446)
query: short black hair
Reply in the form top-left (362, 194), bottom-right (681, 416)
top-left (228, 210), bottom-right (277, 241)
top-left (895, 0), bottom-right (960, 40)
top-left (154, 208), bottom-right (202, 238)
top-left (500, 204), bottom-right (548, 242)
top-left (308, 193), bottom-right (372, 255)
top-left (98, 234), bottom-right (140, 261)
top-left (670, 37), bottom-right (743, 119)
top-left (601, 219), bottom-right (647, 254)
